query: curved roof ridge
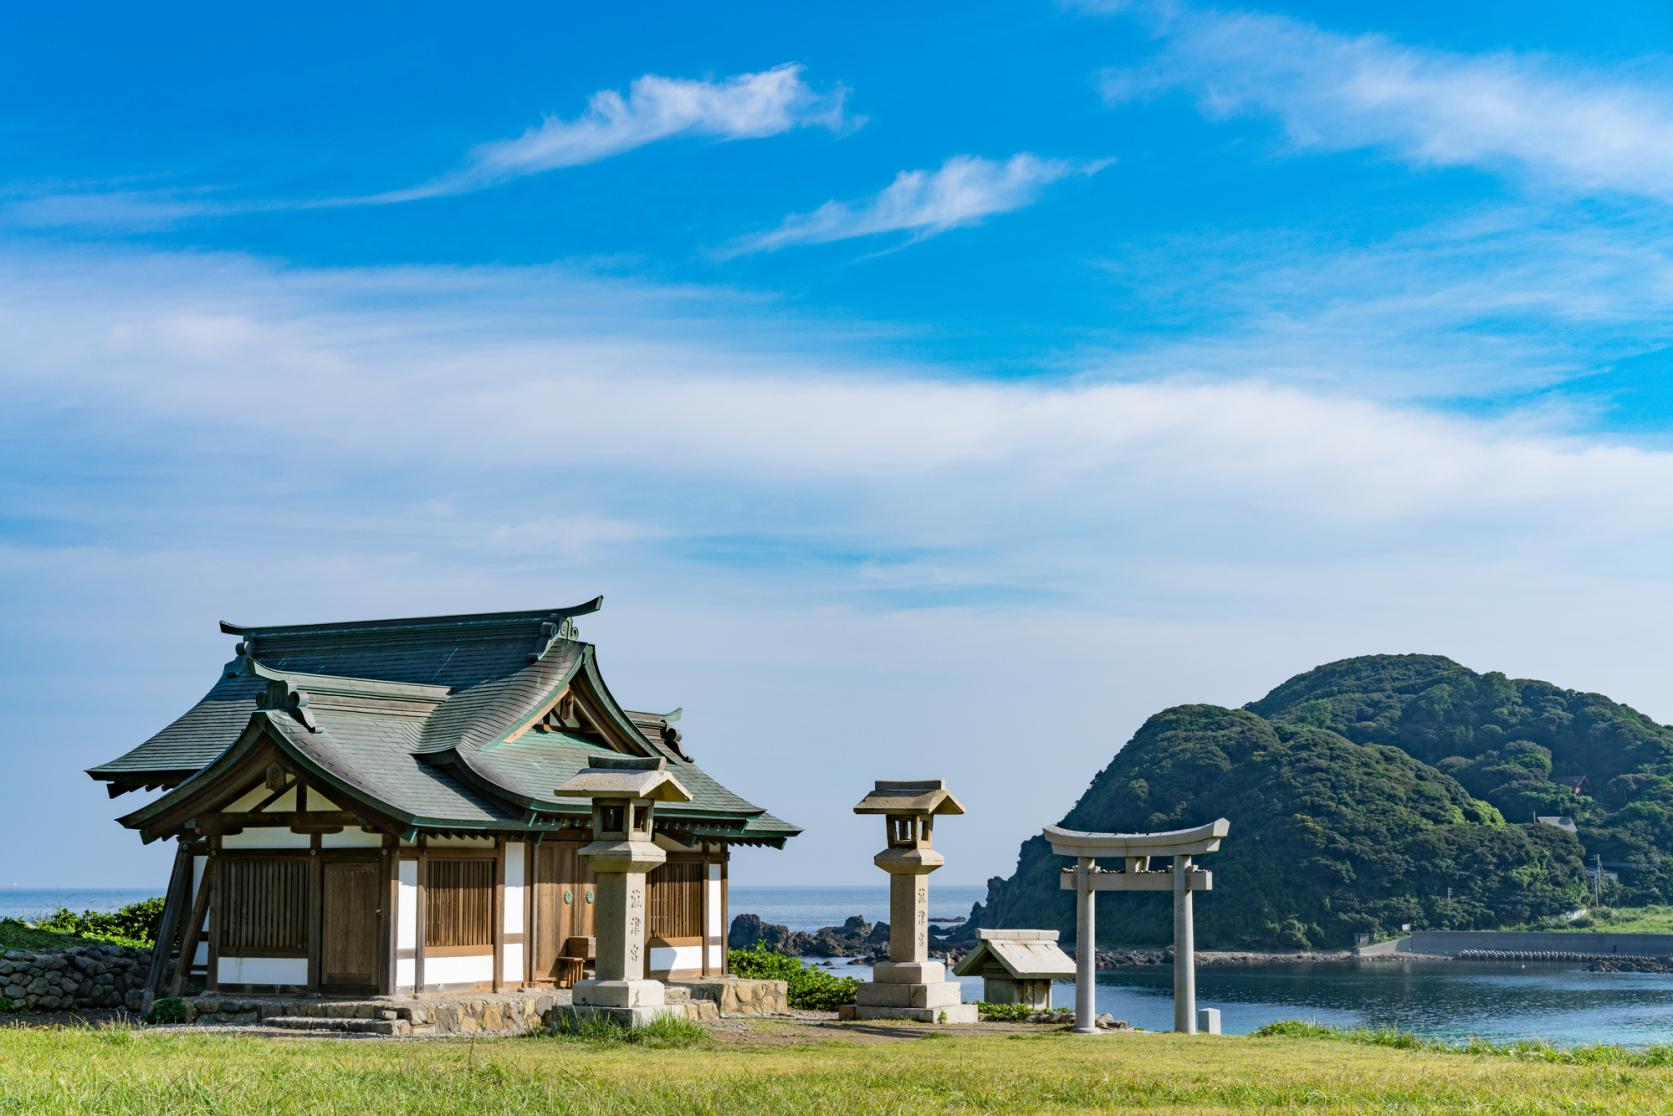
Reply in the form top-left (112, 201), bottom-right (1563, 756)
top-left (220, 596), bottom-right (603, 640)
top-left (234, 655), bottom-right (454, 702)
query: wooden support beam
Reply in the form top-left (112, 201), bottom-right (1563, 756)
top-left (247, 778), bottom-right (296, 815)
top-left (382, 843), bottom-right (398, 996)
top-left (142, 842), bottom-right (193, 1016)
top-left (200, 810), bottom-right (357, 833)
top-left (492, 836), bottom-right (505, 992)
top-left (307, 837), bottom-right (322, 993)
top-left (414, 842), bottom-right (427, 993)
top-left (170, 849), bottom-right (215, 997)
top-left (205, 837), bottom-right (222, 992)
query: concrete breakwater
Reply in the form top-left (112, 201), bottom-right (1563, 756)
top-left (1402, 930), bottom-right (1673, 957)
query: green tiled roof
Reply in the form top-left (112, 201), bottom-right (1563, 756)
top-left (93, 601), bottom-right (799, 846)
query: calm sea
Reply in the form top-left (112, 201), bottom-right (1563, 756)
top-left (0, 888), bottom-right (158, 921)
top-left (13, 885), bottom-right (1673, 1046)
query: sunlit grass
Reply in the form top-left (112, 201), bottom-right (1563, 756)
top-left (1, 1019), bottom-right (1670, 1114)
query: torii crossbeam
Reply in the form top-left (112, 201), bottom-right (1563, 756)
top-left (1043, 818), bottom-right (1230, 1035)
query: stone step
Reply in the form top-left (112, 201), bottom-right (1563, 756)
top-left (262, 1016), bottom-right (406, 1036)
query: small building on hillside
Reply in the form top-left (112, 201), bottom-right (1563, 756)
top-left (1535, 815), bottom-right (1578, 835)
top-left (952, 929), bottom-right (1075, 1010)
top-left (88, 599), bottom-right (797, 998)
top-left (1554, 775), bottom-right (1590, 798)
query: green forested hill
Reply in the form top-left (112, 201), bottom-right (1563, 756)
top-left (970, 655), bottom-right (1673, 949)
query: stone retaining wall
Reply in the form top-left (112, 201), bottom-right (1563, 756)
top-left (1403, 930), bottom-right (1673, 957)
top-left (0, 945), bottom-right (150, 1014)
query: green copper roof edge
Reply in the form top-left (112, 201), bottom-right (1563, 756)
top-left (575, 647), bottom-right (683, 763)
top-left (116, 730), bottom-right (261, 829)
top-left (220, 596), bottom-right (604, 639)
top-left (472, 652), bottom-right (590, 754)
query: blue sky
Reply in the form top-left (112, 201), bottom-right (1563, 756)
top-left (6, 0), bottom-right (1673, 893)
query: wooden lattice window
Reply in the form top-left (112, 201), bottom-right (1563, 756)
top-left (425, 858), bottom-right (494, 949)
top-left (218, 857), bottom-right (308, 956)
top-left (648, 861), bottom-right (704, 940)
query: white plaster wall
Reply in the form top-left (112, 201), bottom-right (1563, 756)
top-left (190, 855), bottom-right (208, 964)
top-left (218, 957), bottom-right (308, 985)
top-left (422, 953), bottom-right (493, 985)
top-left (321, 830), bottom-right (384, 849)
top-left (650, 944), bottom-right (704, 974)
top-left (503, 842), bottom-right (525, 932)
top-left (223, 830), bottom-right (311, 850)
top-left (396, 957), bottom-right (415, 990)
top-left (397, 861), bottom-right (418, 950)
top-left (502, 943), bottom-right (523, 983)
top-left (650, 944), bottom-right (703, 974)
top-left (223, 784), bottom-right (272, 811)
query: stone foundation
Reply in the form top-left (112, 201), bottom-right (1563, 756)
top-left (0, 945), bottom-right (150, 1014)
top-left (667, 977), bottom-right (788, 1015)
top-left (174, 983), bottom-right (736, 1036)
top-left (182, 989), bottom-right (569, 1035)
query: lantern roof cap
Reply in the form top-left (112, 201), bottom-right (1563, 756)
top-left (554, 754), bottom-right (692, 803)
top-left (853, 779), bottom-right (965, 816)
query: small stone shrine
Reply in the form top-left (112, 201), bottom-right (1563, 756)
top-left (1043, 818), bottom-right (1230, 1035)
top-left (952, 929), bottom-right (1075, 1010)
top-left (850, 780), bottom-right (978, 1023)
top-left (552, 754), bottom-right (692, 1026)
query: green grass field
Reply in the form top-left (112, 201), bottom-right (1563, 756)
top-left (1554, 905), bottom-right (1673, 935)
top-left (2, 1022), bottom-right (1670, 1115)
top-left (0, 920), bottom-right (87, 952)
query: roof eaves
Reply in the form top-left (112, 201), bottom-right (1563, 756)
top-left (219, 597), bottom-right (604, 641)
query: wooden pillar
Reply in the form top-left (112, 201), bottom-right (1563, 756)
top-left (720, 854), bottom-right (729, 977)
top-left (204, 835), bottom-right (222, 993)
top-left (699, 849), bottom-right (711, 977)
top-left (307, 834), bottom-right (322, 992)
top-left (523, 837), bottom-right (536, 986)
top-left (381, 837), bottom-right (399, 996)
top-left (414, 841), bottom-right (427, 993)
top-left (143, 842), bottom-right (193, 1015)
top-left (493, 836), bottom-right (505, 992)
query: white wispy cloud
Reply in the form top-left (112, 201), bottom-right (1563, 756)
top-left (0, 188), bottom-right (250, 231)
top-left (1081, 206), bottom-right (1673, 401)
top-left (9, 244), bottom-right (1673, 888)
top-left (373, 64), bottom-right (851, 203)
top-left (730, 154), bottom-right (1109, 254)
top-left (1099, 4), bottom-right (1673, 202)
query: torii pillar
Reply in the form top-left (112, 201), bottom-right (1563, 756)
top-left (1044, 818), bottom-right (1230, 1034)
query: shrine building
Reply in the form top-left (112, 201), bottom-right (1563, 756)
top-left (87, 599), bottom-right (797, 998)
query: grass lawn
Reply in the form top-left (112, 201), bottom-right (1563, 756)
top-left (1554, 906), bottom-right (1673, 935)
top-left (2, 1022), bottom-right (1670, 1115)
top-left (0, 920), bottom-right (88, 952)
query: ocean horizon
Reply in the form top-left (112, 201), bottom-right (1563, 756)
top-left (1, 884), bottom-right (989, 931)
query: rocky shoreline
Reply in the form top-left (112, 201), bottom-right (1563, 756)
top-left (729, 913), bottom-right (1392, 968)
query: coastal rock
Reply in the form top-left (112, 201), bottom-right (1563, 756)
top-left (729, 912), bottom-right (973, 962)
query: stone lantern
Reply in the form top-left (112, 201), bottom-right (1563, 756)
top-left (552, 754), bottom-right (691, 1025)
top-left (850, 779), bottom-right (978, 1023)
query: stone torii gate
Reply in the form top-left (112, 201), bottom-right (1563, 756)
top-left (1043, 818), bottom-right (1230, 1035)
